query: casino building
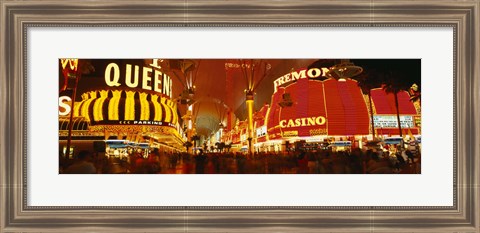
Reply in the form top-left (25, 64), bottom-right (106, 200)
top-left (222, 67), bottom-right (420, 152)
top-left (59, 59), bottom-right (185, 158)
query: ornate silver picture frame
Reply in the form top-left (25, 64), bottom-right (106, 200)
top-left (1, 0), bottom-right (478, 232)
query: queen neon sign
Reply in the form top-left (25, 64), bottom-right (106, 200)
top-left (104, 62), bottom-right (173, 98)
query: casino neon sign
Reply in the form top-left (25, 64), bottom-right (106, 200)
top-left (279, 116), bottom-right (327, 128)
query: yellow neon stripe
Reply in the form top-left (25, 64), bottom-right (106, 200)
top-left (93, 97), bottom-right (101, 121)
top-left (139, 92), bottom-right (149, 120)
top-left (81, 91), bottom-right (97, 122)
top-left (108, 90), bottom-right (122, 120)
top-left (74, 93), bottom-right (90, 117)
top-left (160, 97), bottom-right (171, 123)
top-left (125, 91), bottom-right (135, 120)
top-left (168, 100), bottom-right (178, 124)
top-left (73, 100), bottom-right (84, 117)
top-left (93, 90), bottom-right (108, 121)
top-left (151, 95), bottom-right (162, 121)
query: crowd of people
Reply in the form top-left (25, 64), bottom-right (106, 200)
top-left (60, 147), bottom-right (421, 174)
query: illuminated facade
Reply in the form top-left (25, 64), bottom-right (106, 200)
top-left (224, 67), bottom-right (421, 152)
top-left (59, 59), bottom-right (185, 156)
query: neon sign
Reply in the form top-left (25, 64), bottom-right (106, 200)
top-left (373, 115), bottom-right (414, 128)
top-left (58, 96), bottom-right (72, 116)
top-left (60, 59), bottom-right (78, 71)
top-left (273, 67), bottom-right (329, 92)
top-left (104, 63), bottom-right (173, 98)
top-left (280, 116), bottom-right (326, 128)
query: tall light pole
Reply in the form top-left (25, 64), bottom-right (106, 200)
top-left (60, 59), bottom-right (82, 159)
top-left (239, 59), bottom-right (270, 155)
top-left (181, 104), bottom-right (194, 154)
top-left (245, 90), bottom-right (255, 155)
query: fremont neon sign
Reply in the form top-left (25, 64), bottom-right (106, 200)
top-left (280, 116), bottom-right (327, 128)
top-left (273, 67), bottom-right (329, 92)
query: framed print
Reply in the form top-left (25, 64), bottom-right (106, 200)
top-left (1, 0), bottom-right (479, 232)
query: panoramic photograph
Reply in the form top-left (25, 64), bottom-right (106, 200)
top-left (59, 59), bottom-right (421, 174)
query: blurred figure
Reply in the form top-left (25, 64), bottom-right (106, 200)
top-left (134, 153), bottom-right (148, 174)
top-left (367, 151), bottom-right (393, 174)
top-left (195, 149), bottom-right (207, 174)
top-left (145, 149), bottom-right (160, 174)
top-left (64, 150), bottom-right (96, 174)
top-left (307, 152), bottom-right (318, 174)
top-left (296, 151), bottom-right (308, 174)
